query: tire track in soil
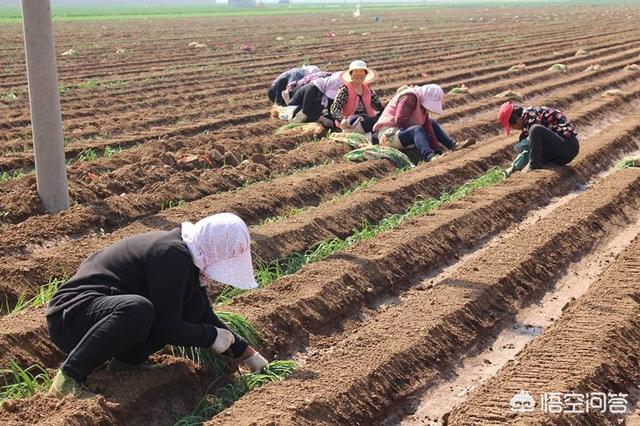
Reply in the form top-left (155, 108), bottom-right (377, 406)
top-left (209, 159), bottom-right (640, 426)
top-left (446, 231), bottom-right (640, 425)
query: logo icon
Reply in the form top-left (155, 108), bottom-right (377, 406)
top-left (511, 390), bottom-right (536, 413)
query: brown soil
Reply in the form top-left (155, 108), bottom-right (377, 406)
top-left (210, 158), bottom-right (640, 426)
top-left (1, 5), bottom-right (640, 425)
top-left (447, 233), bottom-right (640, 425)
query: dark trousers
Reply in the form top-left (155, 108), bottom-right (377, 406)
top-left (267, 75), bottom-right (289, 106)
top-left (290, 83), bottom-right (330, 122)
top-left (398, 120), bottom-right (454, 160)
top-left (528, 124), bottom-right (579, 168)
top-left (47, 294), bottom-right (158, 383)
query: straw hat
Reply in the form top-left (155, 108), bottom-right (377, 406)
top-left (342, 60), bottom-right (378, 83)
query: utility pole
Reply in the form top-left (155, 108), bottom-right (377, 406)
top-left (21, 0), bottom-right (69, 213)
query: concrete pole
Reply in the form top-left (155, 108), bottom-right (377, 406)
top-left (21, 0), bottom-right (69, 213)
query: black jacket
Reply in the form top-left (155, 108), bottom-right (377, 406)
top-left (46, 228), bottom-right (248, 357)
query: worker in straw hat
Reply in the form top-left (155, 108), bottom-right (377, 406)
top-left (331, 60), bottom-right (384, 135)
top-left (46, 213), bottom-right (268, 399)
top-left (374, 84), bottom-right (462, 162)
top-left (498, 101), bottom-right (579, 175)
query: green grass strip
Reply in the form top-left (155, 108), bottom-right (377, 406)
top-left (215, 312), bottom-right (262, 347)
top-left (3, 276), bottom-right (66, 316)
top-left (0, 360), bottom-right (52, 403)
top-left (0, 169), bottom-right (24, 184)
top-left (216, 167), bottom-right (505, 305)
top-left (170, 311), bottom-right (261, 377)
top-left (174, 360), bottom-right (297, 426)
top-left (617, 156), bottom-right (640, 169)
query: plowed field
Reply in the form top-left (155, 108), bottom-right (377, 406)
top-left (1, 3), bottom-right (640, 425)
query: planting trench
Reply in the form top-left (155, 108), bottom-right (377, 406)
top-left (210, 152), bottom-right (640, 426)
top-left (2, 5), bottom-right (640, 425)
top-left (383, 172), bottom-right (640, 425)
top-left (2, 73), bottom-right (639, 307)
top-left (1, 32), bottom-right (638, 229)
top-left (445, 228), bottom-right (640, 425)
top-left (1, 106), bottom-right (639, 425)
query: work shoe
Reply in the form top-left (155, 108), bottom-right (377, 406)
top-left (290, 111), bottom-right (308, 123)
top-left (48, 369), bottom-right (96, 399)
top-left (424, 152), bottom-right (436, 162)
top-left (453, 138), bottom-right (476, 151)
top-left (106, 358), bottom-right (163, 373)
top-left (424, 152), bottom-right (443, 163)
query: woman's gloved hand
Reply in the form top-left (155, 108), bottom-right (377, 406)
top-left (212, 327), bottom-right (235, 354)
top-left (244, 352), bottom-right (269, 372)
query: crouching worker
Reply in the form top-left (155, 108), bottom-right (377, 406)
top-left (46, 213), bottom-right (268, 399)
top-left (374, 84), bottom-right (457, 162)
top-left (268, 65), bottom-right (320, 106)
top-left (499, 101), bottom-right (579, 175)
top-left (288, 71), bottom-right (344, 127)
top-left (331, 60), bottom-right (384, 135)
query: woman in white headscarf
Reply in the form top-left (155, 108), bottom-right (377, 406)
top-left (373, 84), bottom-right (458, 162)
top-left (287, 71), bottom-right (344, 127)
top-left (46, 213), bottom-right (268, 399)
top-left (268, 65), bottom-right (321, 106)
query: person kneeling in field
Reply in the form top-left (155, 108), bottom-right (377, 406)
top-left (288, 71), bottom-right (343, 127)
top-left (330, 60), bottom-right (384, 136)
top-left (46, 213), bottom-right (268, 399)
top-left (499, 101), bottom-right (579, 176)
top-left (268, 65), bottom-right (320, 106)
top-left (374, 84), bottom-right (459, 162)
top-left (284, 70), bottom-right (332, 103)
